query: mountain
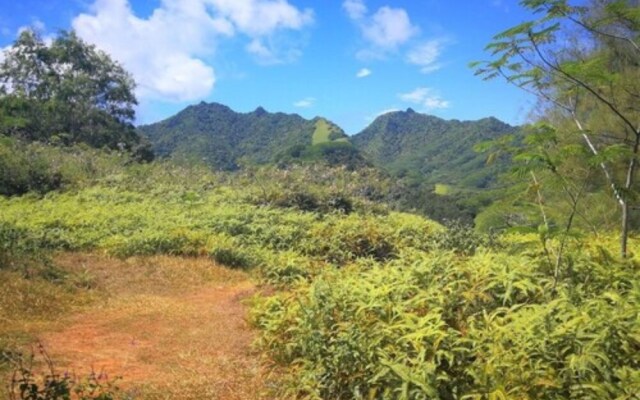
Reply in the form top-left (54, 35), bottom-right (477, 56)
top-left (139, 102), bottom-right (518, 223)
top-left (351, 109), bottom-right (518, 190)
top-left (139, 102), bottom-right (364, 170)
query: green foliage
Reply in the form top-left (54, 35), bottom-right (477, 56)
top-left (0, 154), bottom-right (440, 271)
top-left (3, 128), bottom-right (639, 399)
top-left (351, 110), bottom-right (517, 190)
top-left (428, 219), bottom-right (499, 255)
top-left (208, 234), bottom-right (259, 269)
top-left (140, 103), bottom-right (358, 170)
top-left (0, 137), bottom-right (131, 196)
top-left (258, 250), bottom-right (326, 287)
top-left (140, 100), bottom-right (521, 223)
top-left (283, 141), bottom-right (368, 170)
top-left (305, 215), bottom-right (398, 265)
top-left (351, 109), bottom-right (520, 222)
top-left (0, 30), bottom-right (148, 155)
top-left (311, 119), bottom-right (339, 145)
top-left (473, 0), bottom-right (640, 256)
top-left (0, 138), bottom-right (63, 196)
top-left (252, 245), bottom-right (640, 399)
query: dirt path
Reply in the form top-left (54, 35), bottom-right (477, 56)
top-left (37, 254), bottom-right (277, 400)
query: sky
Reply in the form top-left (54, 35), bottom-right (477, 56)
top-left (0, 0), bottom-right (537, 134)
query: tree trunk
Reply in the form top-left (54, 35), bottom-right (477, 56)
top-left (622, 131), bottom-right (639, 259)
top-left (621, 201), bottom-right (628, 259)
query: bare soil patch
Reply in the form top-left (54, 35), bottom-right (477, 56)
top-left (33, 254), bottom-right (277, 400)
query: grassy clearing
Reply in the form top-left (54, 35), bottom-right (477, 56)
top-left (1, 253), bottom-right (278, 400)
top-left (311, 119), bottom-right (347, 146)
top-left (434, 183), bottom-right (452, 196)
top-left (312, 120), bottom-right (333, 145)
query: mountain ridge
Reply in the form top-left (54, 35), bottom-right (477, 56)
top-left (139, 101), bottom-right (360, 170)
top-left (139, 101), bottom-right (517, 192)
top-left (351, 108), bottom-right (517, 189)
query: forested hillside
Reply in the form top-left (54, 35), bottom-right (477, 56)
top-left (352, 109), bottom-right (517, 189)
top-left (139, 102), bottom-right (518, 223)
top-left (139, 102), bottom-right (366, 170)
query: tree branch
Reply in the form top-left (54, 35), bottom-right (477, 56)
top-left (529, 31), bottom-right (639, 135)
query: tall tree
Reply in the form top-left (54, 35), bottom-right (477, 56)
top-left (473, 0), bottom-right (640, 257)
top-left (0, 29), bottom-right (149, 156)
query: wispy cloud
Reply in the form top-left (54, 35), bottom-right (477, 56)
top-left (406, 38), bottom-right (450, 74)
top-left (343, 0), bottom-right (418, 59)
top-left (399, 87), bottom-right (450, 110)
top-left (361, 6), bottom-right (418, 49)
top-left (356, 68), bottom-right (372, 78)
top-left (71, 0), bottom-right (314, 102)
top-left (343, 0), bottom-right (367, 20)
top-left (343, 1), bottom-right (451, 73)
top-left (294, 97), bottom-right (315, 108)
top-left (246, 38), bottom-right (290, 65)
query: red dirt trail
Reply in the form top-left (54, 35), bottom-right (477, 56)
top-left (38, 255), bottom-right (277, 400)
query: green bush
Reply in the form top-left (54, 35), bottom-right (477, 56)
top-left (305, 215), bottom-right (397, 265)
top-left (428, 219), bottom-right (499, 255)
top-left (0, 138), bottom-right (63, 196)
top-left (259, 250), bottom-right (325, 287)
top-left (252, 250), bottom-right (640, 399)
top-left (0, 137), bottom-right (129, 196)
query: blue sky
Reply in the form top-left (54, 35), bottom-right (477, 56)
top-left (1, 0), bottom-right (536, 134)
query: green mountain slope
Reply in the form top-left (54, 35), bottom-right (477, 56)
top-left (352, 108), bottom-right (517, 189)
top-left (139, 102), bottom-right (517, 223)
top-left (139, 102), bottom-right (363, 170)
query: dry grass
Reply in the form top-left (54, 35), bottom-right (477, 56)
top-left (2, 253), bottom-right (285, 400)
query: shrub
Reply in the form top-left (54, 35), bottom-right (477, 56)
top-left (258, 251), bottom-right (325, 287)
top-left (252, 249), bottom-right (640, 399)
top-left (8, 345), bottom-right (122, 400)
top-left (208, 235), bottom-right (259, 269)
top-left (428, 219), bottom-right (499, 255)
top-left (274, 191), bottom-right (321, 212)
top-left (305, 215), bottom-right (397, 265)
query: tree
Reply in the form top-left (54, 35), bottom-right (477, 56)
top-left (0, 29), bottom-right (151, 158)
top-left (473, 0), bottom-right (640, 257)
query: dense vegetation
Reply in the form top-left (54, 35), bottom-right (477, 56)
top-left (1, 1), bottom-right (640, 399)
top-left (0, 30), bottom-right (151, 160)
top-left (352, 110), bottom-right (516, 190)
top-left (140, 102), bottom-right (518, 223)
top-left (139, 102), bottom-right (366, 170)
top-left (473, 0), bottom-right (640, 256)
top-left (1, 140), bottom-right (637, 399)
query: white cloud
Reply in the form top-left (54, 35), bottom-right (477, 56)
top-left (362, 7), bottom-right (418, 50)
top-left (72, 0), bottom-right (313, 102)
top-left (406, 39), bottom-right (449, 73)
top-left (246, 38), bottom-right (280, 65)
top-left (343, 0), bottom-right (367, 20)
top-left (343, 0), bottom-right (418, 58)
top-left (399, 87), bottom-right (450, 110)
top-left (356, 68), bottom-right (371, 78)
top-left (209, 0), bottom-right (313, 37)
top-left (294, 97), bottom-right (315, 108)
